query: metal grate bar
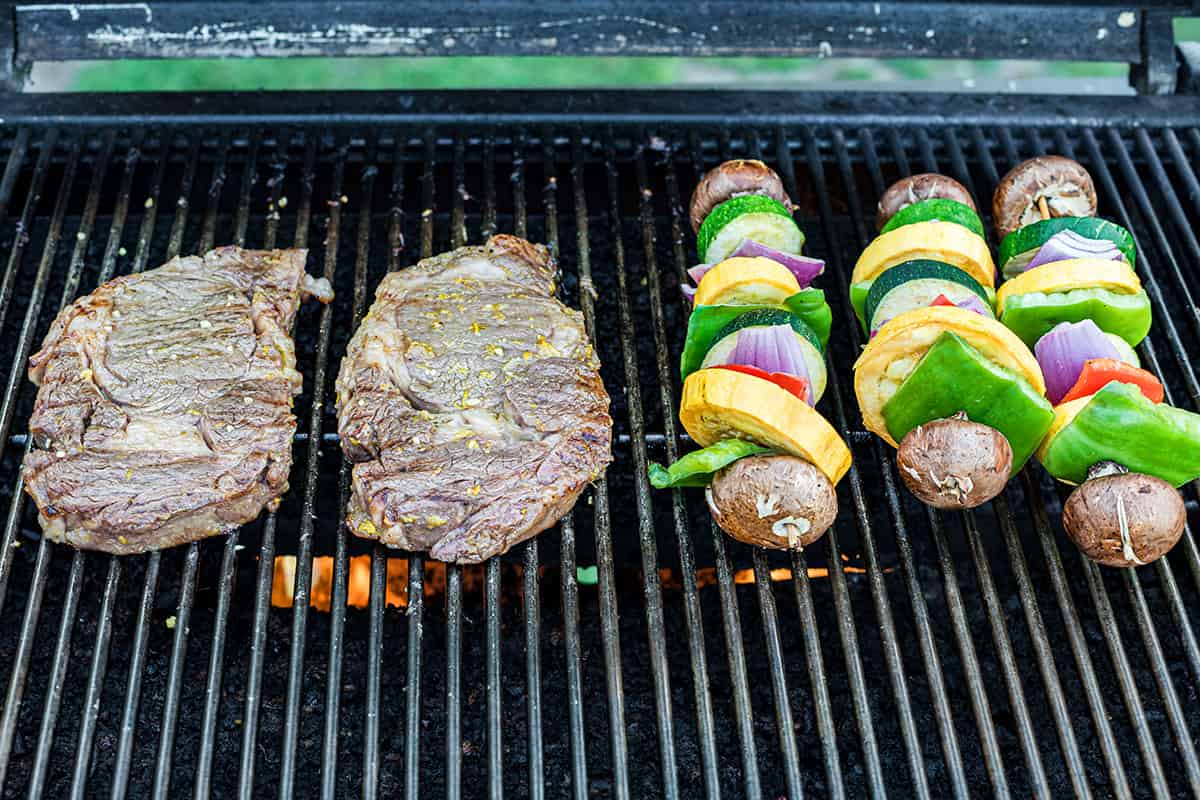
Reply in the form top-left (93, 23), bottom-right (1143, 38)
top-left (109, 129), bottom-right (174, 800)
top-left (909, 131), bottom-right (1047, 799)
top-left (483, 130), bottom-right (505, 800)
top-left (573, 133), bottom-right (638, 800)
top-left (0, 129), bottom-right (46, 371)
top-left (832, 126), bottom-right (970, 799)
top-left (153, 128), bottom-right (229, 800)
top-left (683, 131), bottom-right (763, 800)
top-left (21, 124), bottom-right (113, 795)
top-left (195, 128), bottom-right (265, 800)
top-left (1163, 128), bottom-right (1200, 219)
top-left (650, 138), bottom-right (721, 800)
top-left (239, 126), bottom-right (304, 800)
top-left (321, 133), bottom-right (377, 800)
top-left (0, 132), bottom-right (84, 794)
top-left (279, 132), bottom-right (341, 799)
top-left (824, 126), bottom-right (931, 800)
top-left (609, 134), bottom-right (680, 799)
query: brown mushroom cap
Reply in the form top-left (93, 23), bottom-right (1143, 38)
top-left (991, 155), bottom-right (1097, 240)
top-left (875, 173), bottom-right (977, 231)
top-left (688, 159), bottom-right (794, 234)
top-left (895, 413), bottom-right (1012, 509)
top-left (706, 454), bottom-right (837, 549)
top-left (1062, 467), bottom-right (1185, 568)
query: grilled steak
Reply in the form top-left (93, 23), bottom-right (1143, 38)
top-left (336, 235), bottom-right (612, 562)
top-left (23, 247), bottom-right (333, 554)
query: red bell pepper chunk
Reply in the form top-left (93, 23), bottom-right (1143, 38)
top-left (929, 293), bottom-right (957, 308)
top-left (712, 364), bottom-right (810, 402)
top-left (1059, 358), bottom-right (1164, 405)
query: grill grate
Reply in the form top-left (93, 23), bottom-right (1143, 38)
top-left (0, 113), bottom-right (1197, 799)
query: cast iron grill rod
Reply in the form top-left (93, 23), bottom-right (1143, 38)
top-left (361, 129), bottom-right (399, 800)
top-left (24, 127), bottom-right (112, 798)
top-left (608, 132), bottom-right (681, 800)
top-left (195, 126), bottom-right (264, 800)
top-left (562, 134), bottom-right (591, 800)
top-left (0, 133), bottom-right (90, 796)
top-left (651, 136), bottom-right (721, 800)
top-left (322, 132), bottom-right (378, 800)
top-left (342, 131), bottom-right (379, 800)
top-left (574, 130), bottom-right (632, 800)
top-left (0, 129), bottom-right (56, 616)
top-left (279, 132), bottom-right (342, 799)
top-left (824, 126), bottom-right (932, 800)
top-left (1080, 128), bottom-right (1200, 794)
top-left (152, 128), bottom-right (231, 800)
top-left (771, 127), bottom-right (894, 800)
top-left (683, 129), bottom-right (763, 800)
top-left (1165, 128), bottom-right (1200, 220)
top-left (970, 124), bottom-right (1125, 800)
top-left (737, 131), bottom-right (808, 800)
top-left (841, 126), bottom-right (970, 798)
top-left (911, 130), bottom-right (1044, 799)
top-left (109, 128), bottom-right (174, 800)
top-left (397, 130), bottom-right (426, 800)
top-left (483, 129), bottom-right (505, 800)
top-left (239, 124), bottom-right (301, 800)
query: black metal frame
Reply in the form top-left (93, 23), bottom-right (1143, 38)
top-left (0, 0), bottom-right (1197, 93)
top-left (0, 89), bottom-right (1195, 799)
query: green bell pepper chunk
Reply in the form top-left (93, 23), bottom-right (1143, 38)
top-left (1039, 382), bottom-right (1200, 487)
top-left (680, 288), bottom-right (831, 380)
top-left (1001, 286), bottom-right (1151, 348)
top-left (648, 440), bottom-right (771, 488)
top-left (882, 332), bottom-right (1054, 471)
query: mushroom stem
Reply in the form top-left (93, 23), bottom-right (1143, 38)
top-left (1037, 196), bottom-right (1050, 221)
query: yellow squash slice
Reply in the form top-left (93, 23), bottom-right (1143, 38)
top-left (693, 256), bottom-right (802, 307)
top-left (854, 305), bottom-right (1045, 447)
top-left (851, 220), bottom-right (995, 289)
top-left (680, 368), bottom-right (851, 484)
top-left (995, 257), bottom-right (1141, 314)
top-left (1033, 395), bottom-right (1092, 472)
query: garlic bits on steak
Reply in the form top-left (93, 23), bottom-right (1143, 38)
top-left (336, 235), bottom-right (612, 563)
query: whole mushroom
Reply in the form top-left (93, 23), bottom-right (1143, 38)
top-left (895, 412), bottom-right (1012, 509)
top-left (688, 159), bottom-right (794, 234)
top-left (1062, 461), bottom-right (1185, 568)
top-left (706, 454), bottom-right (837, 549)
top-left (875, 173), bottom-right (976, 231)
top-left (992, 155), bottom-right (1097, 240)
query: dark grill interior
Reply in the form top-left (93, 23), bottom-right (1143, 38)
top-left (0, 113), bottom-right (1199, 799)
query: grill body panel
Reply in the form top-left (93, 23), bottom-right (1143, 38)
top-left (0, 94), bottom-right (1198, 799)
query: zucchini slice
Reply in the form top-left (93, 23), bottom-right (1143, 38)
top-left (700, 310), bottom-right (828, 403)
top-left (999, 216), bottom-right (1135, 278)
top-left (696, 195), bottom-right (803, 264)
top-left (863, 259), bottom-right (992, 333)
top-left (879, 198), bottom-right (985, 238)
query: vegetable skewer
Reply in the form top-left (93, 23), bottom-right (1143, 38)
top-left (853, 174), bottom-right (1054, 508)
top-left (649, 159), bottom-right (850, 549)
top-left (994, 156), bottom-right (1200, 566)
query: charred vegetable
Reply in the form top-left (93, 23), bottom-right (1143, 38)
top-left (706, 455), bottom-right (837, 549)
top-left (896, 412), bottom-right (1013, 509)
top-left (689, 159), bottom-right (794, 234)
top-left (1062, 462), bottom-right (1185, 568)
top-left (876, 173), bottom-right (977, 231)
top-left (992, 155), bottom-right (1098, 240)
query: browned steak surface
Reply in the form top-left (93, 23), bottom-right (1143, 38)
top-left (23, 247), bottom-right (332, 554)
top-left (336, 235), bottom-right (612, 562)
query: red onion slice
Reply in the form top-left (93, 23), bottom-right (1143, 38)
top-left (730, 239), bottom-right (824, 288)
top-left (1027, 230), bottom-right (1123, 271)
top-left (1035, 319), bottom-right (1122, 404)
top-left (687, 263), bottom-right (713, 285)
top-left (723, 325), bottom-right (814, 404)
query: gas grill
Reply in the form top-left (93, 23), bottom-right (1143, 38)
top-left (2, 2), bottom-right (1200, 798)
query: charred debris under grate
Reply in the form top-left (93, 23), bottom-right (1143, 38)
top-left (0, 104), bottom-right (1199, 800)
